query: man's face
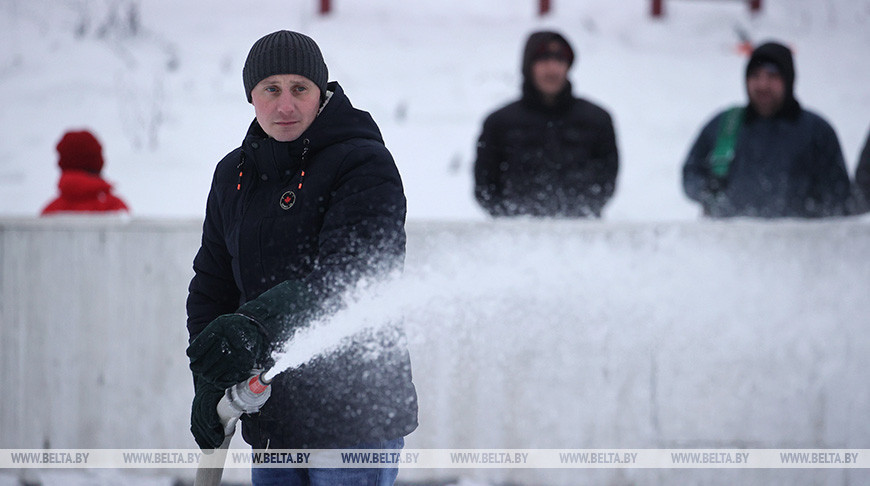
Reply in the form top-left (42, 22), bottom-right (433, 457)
top-left (531, 49), bottom-right (570, 99)
top-left (250, 74), bottom-right (321, 142)
top-left (747, 66), bottom-right (786, 118)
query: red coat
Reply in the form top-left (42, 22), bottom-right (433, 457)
top-left (41, 170), bottom-right (129, 215)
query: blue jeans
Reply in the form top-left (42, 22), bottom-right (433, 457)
top-left (251, 437), bottom-right (404, 486)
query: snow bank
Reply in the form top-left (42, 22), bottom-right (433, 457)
top-left (1, 217), bottom-right (869, 484)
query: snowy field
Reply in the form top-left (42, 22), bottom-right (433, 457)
top-left (1, 0), bottom-right (869, 220)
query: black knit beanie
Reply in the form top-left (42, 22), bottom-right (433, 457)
top-left (243, 30), bottom-right (328, 103)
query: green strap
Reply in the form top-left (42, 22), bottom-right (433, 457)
top-left (709, 107), bottom-right (744, 179)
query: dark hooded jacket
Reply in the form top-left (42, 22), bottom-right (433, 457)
top-left (854, 128), bottom-right (870, 214)
top-left (186, 82), bottom-right (418, 448)
top-left (474, 31), bottom-right (619, 218)
top-left (682, 42), bottom-right (850, 218)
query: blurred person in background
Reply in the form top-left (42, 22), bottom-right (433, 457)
top-left (474, 30), bottom-right (619, 218)
top-left (41, 129), bottom-right (129, 215)
top-left (185, 30), bottom-right (417, 486)
top-left (682, 41), bottom-right (850, 218)
top-left (852, 126), bottom-right (870, 214)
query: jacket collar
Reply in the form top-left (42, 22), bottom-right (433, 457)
top-left (240, 82), bottom-right (384, 183)
top-left (521, 79), bottom-right (574, 115)
top-left (745, 96), bottom-right (802, 123)
top-left (57, 170), bottom-right (113, 199)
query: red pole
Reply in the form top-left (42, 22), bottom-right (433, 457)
top-left (319, 0), bottom-right (331, 15)
top-left (651, 0), bottom-right (664, 18)
top-left (749, 0), bottom-right (762, 13)
top-left (539, 0), bottom-right (551, 16)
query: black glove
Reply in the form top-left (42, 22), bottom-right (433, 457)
top-left (190, 376), bottom-right (226, 450)
top-left (187, 280), bottom-right (318, 388)
top-left (235, 279), bottom-right (318, 337)
top-left (187, 314), bottom-right (266, 389)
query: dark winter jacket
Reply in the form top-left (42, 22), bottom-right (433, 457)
top-left (474, 32), bottom-right (618, 218)
top-left (683, 42), bottom-right (850, 218)
top-left (854, 128), bottom-right (870, 214)
top-left (474, 87), bottom-right (618, 217)
top-left (41, 170), bottom-right (129, 215)
top-left (186, 82), bottom-right (418, 448)
top-left (682, 106), bottom-right (851, 218)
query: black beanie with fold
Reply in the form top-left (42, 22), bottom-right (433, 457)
top-left (243, 30), bottom-right (328, 103)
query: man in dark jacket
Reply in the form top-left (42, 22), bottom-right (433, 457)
top-left (682, 41), bottom-right (851, 218)
top-left (185, 30), bottom-right (417, 486)
top-left (474, 31), bottom-right (619, 218)
top-left (853, 127), bottom-right (870, 214)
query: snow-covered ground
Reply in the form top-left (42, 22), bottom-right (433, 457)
top-left (1, 0), bottom-right (868, 220)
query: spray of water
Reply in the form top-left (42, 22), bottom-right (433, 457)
top-left (260, 256), bottom-right (520, 383)
top-left (262, 273), bottom-right (411, 382)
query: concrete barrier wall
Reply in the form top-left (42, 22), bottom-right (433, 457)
top-left (2, 217), bottom-right (869, 485)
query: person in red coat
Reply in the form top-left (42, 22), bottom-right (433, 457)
top-left (41, 130), bottom-right (129, 215)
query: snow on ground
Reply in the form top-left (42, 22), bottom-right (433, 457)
top-left (1, 0), bottom-right (868, 221)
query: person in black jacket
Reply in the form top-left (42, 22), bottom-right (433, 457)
top-left (853, 127), bottom-right (870, 214)
top-left (185, 30), bottom-right (417, 486)
top-left (682, 41), bottom-right (851, 218)
top-left (474, 30), bottom-right (619, 218)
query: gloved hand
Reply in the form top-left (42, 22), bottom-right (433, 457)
top-left (188, 280), bottom-right (317, 388)
top-left (190, 376), bottom-right (226, 450)
top-left (187, 314), bottom-right (266, 389)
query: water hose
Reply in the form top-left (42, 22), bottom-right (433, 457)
top-left (193, 372), bottom-right (272, 486)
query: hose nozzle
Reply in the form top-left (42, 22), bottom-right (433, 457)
top-left (216, 371), bottom-right (272, 436)
top-left (195, 371), bottom-right (274, 486)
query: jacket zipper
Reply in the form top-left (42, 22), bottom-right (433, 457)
top-left (297, 138), bottom-right (310, 190)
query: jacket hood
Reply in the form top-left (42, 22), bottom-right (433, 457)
top-left (746, 41), bottom-right (794, 92)
top-left (520, 31), bottom-right (576, 114)
top-left (521, 31), bottom-right (575, 81)
top-left (745, 41), bottom-right (800, 120)
top-left (57, 130), bottom-right (104, 173)
top-left (245, 82), bottom-right (383, 155)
